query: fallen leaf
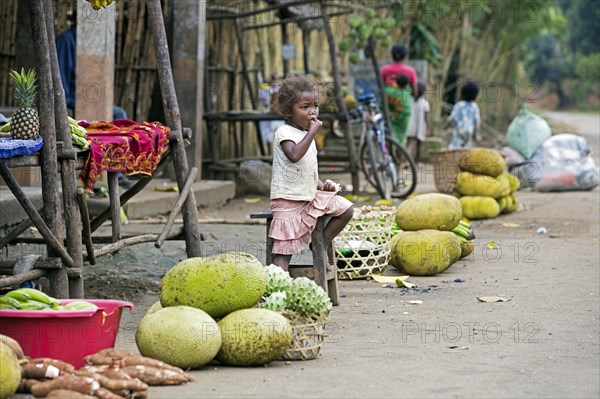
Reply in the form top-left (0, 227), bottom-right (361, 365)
top-left (502, 222), bottom-right (520, 228)
top-left (396, 279), bottom-right (415, 288)
top-left (486, 240), bottom-right (497, 249)
top-left (407, 300), bottom-right (423, 305)
top-left (244, 197), bottom-right (261, 204)
top-left (477, 296), bottom-right (510, 303)
top-left (371, 274), bottom-right (409, 284)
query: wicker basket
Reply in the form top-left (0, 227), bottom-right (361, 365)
top-left (281, 309), bottom-right (329, 361)
top-left (333, 206), bottom-right (395, 280)
top-left (429, 148), bottom-right (470, 194)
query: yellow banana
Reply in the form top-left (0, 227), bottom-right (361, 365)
top-left (0, 122), bottom-right (10, 133)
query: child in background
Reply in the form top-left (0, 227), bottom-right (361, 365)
top-left (385, 74), bottom-right (413, 147)
top-left (270, 75), bottom-right (354, 271)
top-left (446, 81), bottom-right (481, 149)
top-left (406, 82), bottom-right (431, 164)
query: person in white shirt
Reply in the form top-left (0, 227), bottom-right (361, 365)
top-left (406, 82), bottom-right (431, 164)
top-left (269, 75), bottom-right (353, 271)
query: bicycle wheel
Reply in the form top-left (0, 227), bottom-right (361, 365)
top-left (361, 133), bottom-right (392, 199)
top-left (386, 138), bottom-right (417, 198)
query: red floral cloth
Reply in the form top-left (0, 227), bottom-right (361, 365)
top-left (78, 119), bottom-right (170, 192)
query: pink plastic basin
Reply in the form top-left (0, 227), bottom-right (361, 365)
top-left (0, 299), bottom-right (133, 368)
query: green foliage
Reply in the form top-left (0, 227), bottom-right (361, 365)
top-left (409, 22), bottom-right (441, 67)
top-left (576, 53), bottom-right (600, 81)
top-left (564, 0), bottom-right (600, 55)
top-left (524, 33), bottom-right (574, 85)
top-left (338, 7), bottom-right (396, 63)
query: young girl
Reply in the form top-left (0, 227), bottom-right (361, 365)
top-left (446, 81), bottom-right (481, 149)
top-left (270, 75), bottom-right (354, 271)
top-left (406, 82), bottom-right (431, 164)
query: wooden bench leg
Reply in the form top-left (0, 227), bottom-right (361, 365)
top-left (327, 245), bottom-right (340, 306)
top-left (265, 218), bottom-right (274, 265)
top-left (311, 216), bottom-right (340, 306)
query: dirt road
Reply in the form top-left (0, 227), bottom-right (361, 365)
top-left (78, 111), bottom-right (599, 398)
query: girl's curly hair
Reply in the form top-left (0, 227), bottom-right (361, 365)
top-left (271, 74), bottom-right (328, 117)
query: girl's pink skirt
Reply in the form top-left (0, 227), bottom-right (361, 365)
top-left (269, 191), bottom-right (353, 255)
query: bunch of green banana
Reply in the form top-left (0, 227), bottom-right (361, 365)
top-left (68, 116), bottom-right (89, 150)
top-left (0, 288), bottom-right (60, 310)
top-left (452, 220), bottom-right (475, 243)
top-left (86, 0), bottom-right (115, 11)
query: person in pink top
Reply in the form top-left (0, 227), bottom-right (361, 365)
top-left (380, 44), bottom-right (418, 96)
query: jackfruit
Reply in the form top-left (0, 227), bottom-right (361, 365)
top-left (503, 172), bottom-right (521, 192)
top-left (136, 306), bottom-right (221, 369)
top-left (389, 230), bottom-right (454, 276)
top-left (0, 342), bottom-right (20, 399)
top-left (459, 196), bottom-right (501, 220)
top-left (160, 252), bottom-right (267, 319)
top-left (458, 147), bottom-right (505, 177)
top-left (455, 171), bottom-right (510, 199)
top-left (217, 308), bottom-right (293, 366)
top-left (395, 193), bottom-right (462, 231)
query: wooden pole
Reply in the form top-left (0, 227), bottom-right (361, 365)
top-left (155, 167), bottom-right (198, 248)
top-left (0, 269), bottom-right (47, 289)
top-left (303, 28), bottom-right (311, 74)
top-left (234, 20), bottom-right (258, 109)
top-left (28, 0), bottom-right (69, 297)
top-left (319, 1), bottom-right (360, 194)
top-left (147, 0), bottom-right (202, 257)
top-left (44, 0), bottom-right (84, 298)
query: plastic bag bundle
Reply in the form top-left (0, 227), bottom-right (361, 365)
top-left (510, 133), bottom-right (599, 192)
top-left (506, 106), bottom-right (552, 159)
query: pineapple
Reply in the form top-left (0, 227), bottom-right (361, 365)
top-left (9, 68), bottom-right (40, 140)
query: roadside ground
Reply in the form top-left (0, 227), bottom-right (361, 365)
top-left (13, 111), bottom-right (600, 398)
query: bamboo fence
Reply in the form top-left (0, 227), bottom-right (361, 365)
top-left (0, 0), bottom-right (522, 163)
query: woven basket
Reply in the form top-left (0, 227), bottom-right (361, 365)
top-left (281, 309), bottom-right (329, 361)
top-left (333, 206), bottom-right (395, 280)
top-left (429, 149), bottom-right (470, 194)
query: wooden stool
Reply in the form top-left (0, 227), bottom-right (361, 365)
top-left (250, 210), bottom-right (340, 306)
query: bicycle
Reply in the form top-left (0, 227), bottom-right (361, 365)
top-left (349, 93), bottom-right (417, 199)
